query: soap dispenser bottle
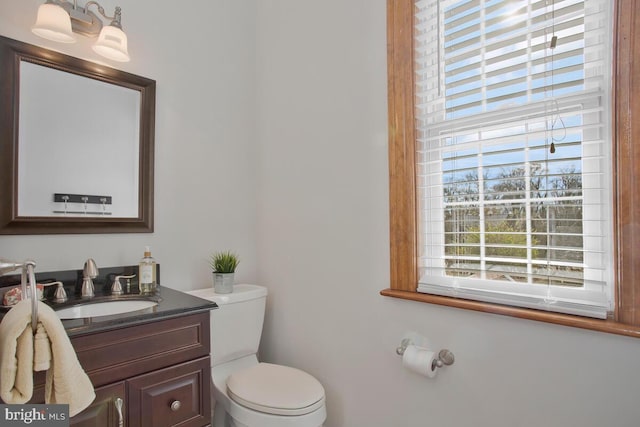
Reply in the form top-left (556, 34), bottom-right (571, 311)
top-left (139, 246), bottom-right (157, 293)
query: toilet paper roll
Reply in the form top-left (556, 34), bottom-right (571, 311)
top-left (402, 344), bottom-right (437, 378)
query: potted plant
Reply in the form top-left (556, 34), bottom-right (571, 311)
top-left (210, 251), bottom-right (240, 294)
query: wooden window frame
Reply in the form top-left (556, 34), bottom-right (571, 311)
top-left (382, 0), bottom-right (640, 338)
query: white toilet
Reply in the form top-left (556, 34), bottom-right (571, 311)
top-left (187, 284), bottom-right (326, 427)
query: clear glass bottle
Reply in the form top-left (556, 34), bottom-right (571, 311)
top-left (139, 246), bottom-right (157, 294)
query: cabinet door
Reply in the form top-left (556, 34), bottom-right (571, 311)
top-left (71, 381), bottom-right (126, 427)
top-left (128, 356), bottom-right (211, 427)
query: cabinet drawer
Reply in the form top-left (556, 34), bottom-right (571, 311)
top-left (71, 312), bottom-right (210, 387)
top-left (128, 356), bottom-right (211, 427)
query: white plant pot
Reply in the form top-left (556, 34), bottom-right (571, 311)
top-left (213, 272), bottom-right (234, 294)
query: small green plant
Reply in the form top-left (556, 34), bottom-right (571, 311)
top-left (210, 251), bottom-right (240, 273)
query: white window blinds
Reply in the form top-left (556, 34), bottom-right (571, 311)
top-left (414, 0), bottom-right (613, 318)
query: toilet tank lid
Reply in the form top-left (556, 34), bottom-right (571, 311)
top-left (187, 284), bottom-right (267, 305)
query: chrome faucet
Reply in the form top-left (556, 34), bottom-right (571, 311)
top-left (81, 258), bottom-right (98, 298)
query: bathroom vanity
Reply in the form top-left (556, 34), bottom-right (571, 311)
top-left (0, 268), bottom-right (216, 427)
top-left (55, 310), bottom-right (212, 427)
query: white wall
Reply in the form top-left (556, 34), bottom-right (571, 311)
top-left (2, 1), bottom-right (640, 427)
top-left (0, 0), bottom-right (258, 287)
top-left (254, 1), bottom-right (640, 427)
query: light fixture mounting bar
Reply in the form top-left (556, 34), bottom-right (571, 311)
top-left (50, 0), bottom-right (101, 37)
top-left (46, 0), bottom-right (123, 37)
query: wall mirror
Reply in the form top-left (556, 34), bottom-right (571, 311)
top-left (0, 35), bottom-right (155, 234)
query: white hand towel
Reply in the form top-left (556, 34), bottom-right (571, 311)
top-left (0, 299), bottom-right (96, 417)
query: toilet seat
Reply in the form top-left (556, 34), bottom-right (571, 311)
top-left (227, 363), bottom-right (325, 416)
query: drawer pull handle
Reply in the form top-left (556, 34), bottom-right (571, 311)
top-left (170, 400), bottom-right (182, 412)
top-left (114, 397), bottom-right (124, 427)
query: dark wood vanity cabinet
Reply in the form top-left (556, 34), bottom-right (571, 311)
top-left (69, 382), bottom-right (126, 427)
top-left (32, 312), bottom-right (212, 427)
top-left (128, 357), bottom-right (210, 427)
top-left (73, 357), bottom-right (210, 427)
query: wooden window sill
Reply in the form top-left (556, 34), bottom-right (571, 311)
top-left (386, 0), bottom-right (640, 340)
top-left (380, 288), bottom-right (640, 339)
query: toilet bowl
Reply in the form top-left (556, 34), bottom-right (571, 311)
top-left (187, 285), bottom-right (326, 427)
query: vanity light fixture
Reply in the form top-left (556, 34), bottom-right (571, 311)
top-left (32, 0), bottom-right (130, 62)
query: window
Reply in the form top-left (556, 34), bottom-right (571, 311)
top-left (384, 0), bottom-right (640, 336)
top-left (417, 0), bottom-right (612, 318)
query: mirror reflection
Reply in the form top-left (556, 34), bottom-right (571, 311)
top-left (18, 61), bottom-right (141, 218)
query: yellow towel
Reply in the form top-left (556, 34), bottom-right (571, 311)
top-left (0, 303), bottom-right (33, 404)
top-left (0, 299), bottom-right (95, 417)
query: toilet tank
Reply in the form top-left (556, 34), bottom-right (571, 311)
top-left (187, 284), bottom-right (267, 366)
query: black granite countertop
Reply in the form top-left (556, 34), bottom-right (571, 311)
top-left (0, 265), bottom-right (217, 337)
top-left (51, 286), bottom-right (217, 337)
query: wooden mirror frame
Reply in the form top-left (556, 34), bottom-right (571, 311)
top-left (0, 35), bottom-right (155, 234)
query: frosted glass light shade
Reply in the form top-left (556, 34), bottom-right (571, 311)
top-left (92, 25), bottom-right (130, 62)
top-left (31, 3), bottom-right (76, 43)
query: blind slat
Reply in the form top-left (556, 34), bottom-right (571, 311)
top-left (414, 0), bottom-right (613, 318)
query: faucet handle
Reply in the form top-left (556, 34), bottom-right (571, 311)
top-left (52, 282), bottom-right (67, 303)
top-left (38, 281), bottom-right (63, 302)
top-left (112, 274), bottom-right (136, 295)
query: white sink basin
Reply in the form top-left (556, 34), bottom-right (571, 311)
top-left (55, 300), bottom-right (158, 319)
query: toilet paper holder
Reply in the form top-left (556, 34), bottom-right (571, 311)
top-left (395, 338), bottom-right (455, 368)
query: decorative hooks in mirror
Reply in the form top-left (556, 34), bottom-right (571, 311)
top-left (0, 35), bottom-right (155, 234)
